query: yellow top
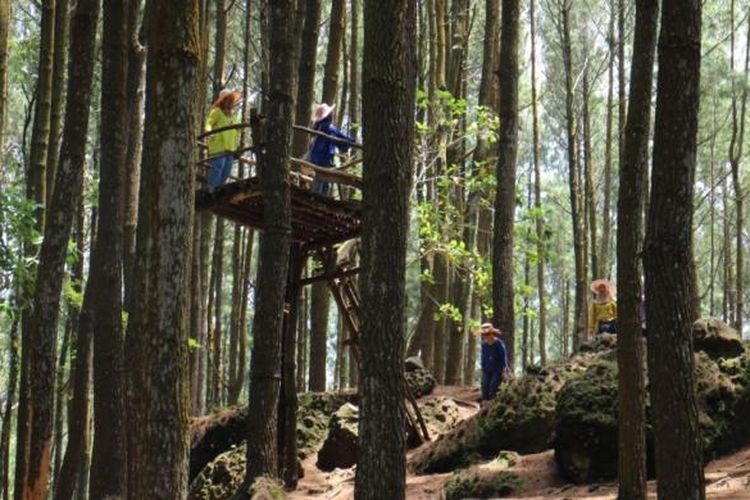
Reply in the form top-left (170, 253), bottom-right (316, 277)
top-left (205, 107), bottom-right (239, 156)
top-left (589, 299), bottom-right (617, 330)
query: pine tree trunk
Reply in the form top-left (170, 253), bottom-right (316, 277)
top-left (123, 0), bottom-right (146, 312)
top-left (213, 0), bottom-right (228, 95)
top-left (492, 0), bottom-right (520, 368)
top-left (308, 272), bottom-right (330, 391)
top-left (124, 0), bottom-right (201, 495)
top-left (348, 0), bottom-right (360, 134)
top-left (237, 1), bottom-right (299, 490)
top-left (88, 0), bottom-right (129, 494)
top-left (211, 221), bottom-right (225, 407)
top-left (54, 204), bottom-right (93, 500)
top-left (529, 0), bottom-right (546, 366)
top-left (355, 1), bottom-right (415, 497)
top-left (583, 69), bottom-right (598, 280)
top-left (600, 0), bottom-right (615, 277)
top-left (45, 0), bottom-right (69, 205)
top-left (227, 228), bottom-right (244, 406)
top-left (431, 251), bottom-right (449, 382)
top-left (616, 1), bottom-right (657, 497)
top-left (559, 0), bottom-right (586, 350)
top-left (322, 0), bottom-right (346, 105)
top-left (0, 317), bottom-right (18, 500)
top-left (644, 0), bottom-right (705, 496)
top-left (292, 0), bottom-right (321, 157)
top-left (0, 0), bottom-right (9, 143)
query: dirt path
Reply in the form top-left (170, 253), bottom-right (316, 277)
top-left (289, 385), bottom-right (750, 499)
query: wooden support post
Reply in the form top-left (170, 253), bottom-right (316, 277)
top-left (278, 242), bottom-right (305, 488)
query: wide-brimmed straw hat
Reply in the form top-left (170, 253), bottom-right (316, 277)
top-left (212, 89), bottom-right (243, 108)
top-left (312, 103), bottom-right (335, 123)
top-left (476, 322), bottom-right (501, 337)
top-left (590, 278), bottom-right (616, 296)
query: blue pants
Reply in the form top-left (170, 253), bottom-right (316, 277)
top-left (481, 371), bottom-right (502, 401)
top-left (598, 320), bottom-right (617, 334)
top-left (311, 178), bottom-right (331, 196)
top-left (208, 154), bottom-right (233, 186)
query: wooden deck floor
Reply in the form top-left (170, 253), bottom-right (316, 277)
top-left (195, 177), bottom-right (362, 249)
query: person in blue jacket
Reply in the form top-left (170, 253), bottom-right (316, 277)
top-left (307, 103), bottom-right (355, 196)
top-left (479, 323), bottom-right (509, 401)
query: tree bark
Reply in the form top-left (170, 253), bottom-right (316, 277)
top-left (308, 264), bottom-right (330, 391)
top-left (616, 1), bottom-right (658, 498)
top-left (46, 0), bottom-right (69, 205)
top-left (291, 0), bottom-right (322, 157)
top-left (213, 0), bottom-right (228, 96)
top-left (644, 0), bottom-right (705, 497)
top-left (322, 0), bottom-right (346, 105)
top-left (236, 0), bottom-right (299, 491)
top-left (600, 0), bottom-right (615, 277)
top-left (123, 0), bottom-right (146, 311)
top-left (124, 0), bottom-right (201, 495)
top-left (210, 221), bottom-right (225, 407)
top-left (348, 0), bottom-right (360, 135)
top-left (0, 0), bottom-right (9, 143)
top-left (88, 0), bottom-right (129, 495)
top-left (492, 0), bottom-right (520, 368)
top-left (529, 0), bottom-right (546, 366)
top-left (0, 317), bottom-right (18, 500)
top-left (354, 0), bottom-right (415, 497)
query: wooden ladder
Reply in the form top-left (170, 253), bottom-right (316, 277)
top-left (328, 270), bottom-right (431, 444)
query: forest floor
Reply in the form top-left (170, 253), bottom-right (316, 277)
top-left (288, 385), bottom-right (750, 500)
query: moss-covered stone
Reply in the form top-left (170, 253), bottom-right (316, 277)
top-left (316, 403), bottom-right (360, 471)
top-left (693, 318), bottom-right (744, 360)
top-left (443, 469), bottom-right (522, 500)
top-left (188, 444), bottom-right (246, 500)
top-left (405, 366), bottom-right (437, 398)
top-left (554, 361), bottom-right (622, 483)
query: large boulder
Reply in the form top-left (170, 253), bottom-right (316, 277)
top-left (553, 333), bottom-right (750, 483)
top-left (316, 403), bottom-right (360, 471)
top-left (693, 318), bottom-right (744, 359)
top-left (407, 396), bottom-right (460, 448)
top-left (189, 444), bottom-right (247, 500)
top-left (409, 360), bottom-right (585, 474)
top-left (405, 364), bottom-right (437, 398)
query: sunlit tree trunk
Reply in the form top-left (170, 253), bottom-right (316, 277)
top-left (617, 1), bottom-right (658, 497)
top-left (644, 0), bottom-right (705, 496)
top-left (124, 0), bottom-right (201, 494)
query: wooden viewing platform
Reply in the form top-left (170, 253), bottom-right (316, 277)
top-left (195, 176), bottom-right (362, 250)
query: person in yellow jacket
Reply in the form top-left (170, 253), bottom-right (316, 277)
top-left (205, 89), bottom-right (242, 186)
top-left (588, 278), bottom-right (617, 336)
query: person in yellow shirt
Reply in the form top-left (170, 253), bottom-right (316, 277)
top-left (205, 89), bottom-right (242, 186)
top-left (588, 278), bottom-right (617, 336)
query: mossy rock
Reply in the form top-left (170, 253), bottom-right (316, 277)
top-left (693, 318), bottom-right (744, 360)
top-left (405, 366), bottom-right (437, 398)
top-left (554, 361), bottom-right (624, 483)
top-left (410, 363), bottom-right (585, 474)
top-left (189, 444), bottom-right (247, 499)
top-left (443, 469), bottom-right (522, 500)
top-left (316, 403), bottom-right (360, 471)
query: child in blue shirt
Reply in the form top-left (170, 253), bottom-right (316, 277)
top-left (479, 323), bottom-right (509, 401)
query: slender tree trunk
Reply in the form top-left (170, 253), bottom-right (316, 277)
top-left (124, 0), bottom-right (201, 495)
top-left (355, 1), bottom-right (416, 497)
top-left (236, 1), bottom-right (299, 491)
top-left (644, 0), bottom-right (705, 496)
top-left (0, 0), bottom-right (9, 144)
top-left (278, 245), bottom-right (304, 488)
top-left (291, 0), bottom-right (322, 157)
top-left (322, 0), bottom-right (346, 105)
top-left (348, 0), bottom-right (360, 134)
top-left (88, 0), bottom-right (129, 495)
top-left (601, 0), bottom-right (615, 277)
top-left (123, 0), bottom-right (146, 311)
top-left (0, 317), bottom-right (18, 500)
top-left (54, 205), bottom-right (93, 500)
top-left (529, 0), bottom-right (546, 365)
top-left (227, 228), bottom-right (244, 405)
top-left (211, 221), bottom-right (225, 407)
top-left (724, 176), bottom-right (734, 324)
top-left (583, 68), bottom-right (597, 280)
top-left (560, 0), bottom-right (586, 350)
top-left (308, 268), bottom-right (330, 391)
top-left (46, 0), bottom-right (69, 205)
top-left (15, 0), bottom-right (58, 490)
top-left (617, 1), bottom-right (658, 498)
top-left (492, 0), bottom-right (520, 368)
top-left (213, 0), bottom-right (228, 96)
top-left (728, 0), bottom-right (749, 332)
top-left (432, 251), bottom-right (449, 382)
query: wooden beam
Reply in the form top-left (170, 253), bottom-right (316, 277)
top-left (198, 122), bottom-right (252, 140)
top-left (289, 157), bottom-right (363, 190)
top-left (299, 266), bottom-right (361, 286)
top-left (292, 125), bottom-right (363, 149)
